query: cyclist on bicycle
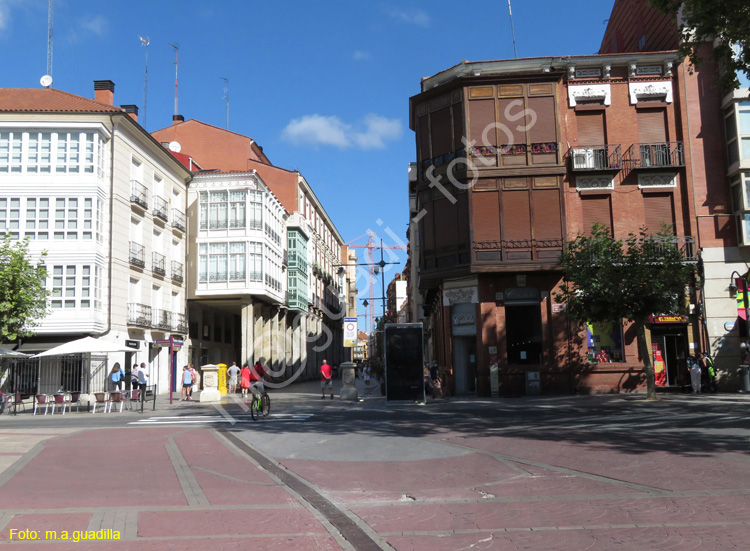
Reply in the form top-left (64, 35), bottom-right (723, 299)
top-left (250, 360), bottom-right (266, 395)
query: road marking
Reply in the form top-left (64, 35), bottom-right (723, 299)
top-left (128, 413), bottom-right (312, 425)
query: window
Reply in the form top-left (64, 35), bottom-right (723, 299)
top-left (726, 106), bottom-right (740, 166)
top-left (24, 198), bottom-right (50, 239)
top-left (229, 242), bottom-right (246, 280)
top-left (731, 172), bottom-right (750, 245)
top-left (0, 197), bottom-right (21, 238)
top-left (0, 131), bottom-right (101, 174)
top-left (52, 198), bottom-right (92, 240)
top-left (27, 132), bottom-right (52, 173)
top-left (229, 190), bottom-right (246, 228)
top-left (0, 132), bottom-right (22, 173)
top-left (56, 132), bottom-right (81, 173)
top-left (587, 321), bottom-right (624, 362)
top-left (248, 242), bottom-right (263, 281)
top-left (50, 265), bottom-right (91, 309)
top-left (740, 101), bottom-right (750, 162)
top-left (199, 242), bottom-right (251, 282)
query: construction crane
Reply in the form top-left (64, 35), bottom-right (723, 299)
top-left (346, 232), bottom-right (406, 336)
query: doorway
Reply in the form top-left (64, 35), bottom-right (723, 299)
top-left (453, 336), bottom-right (477, 394)
top-left (651, 330), bottom-right (688, 387)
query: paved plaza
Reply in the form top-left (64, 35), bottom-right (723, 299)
top-left (1, 379), bottom-right (749, 550)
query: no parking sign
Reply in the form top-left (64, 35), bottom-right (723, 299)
top-left (344, 318), bottom-right (357, 347)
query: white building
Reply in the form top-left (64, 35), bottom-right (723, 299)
top-left (0, 81), bottom-right (191, 395)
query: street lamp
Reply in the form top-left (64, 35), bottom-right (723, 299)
top-left (729, 270), bottom-right (750, 392)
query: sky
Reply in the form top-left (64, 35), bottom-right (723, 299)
top-left (0, 0), bottom-right (616, 330)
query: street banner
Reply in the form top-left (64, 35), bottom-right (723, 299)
top-left (344, 317), bottom-right (357, 348)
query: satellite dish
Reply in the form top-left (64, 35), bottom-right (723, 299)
top-left (168, 141), bottom-right (182, 153)
top-left (40, 75), bottom-right (53, 88)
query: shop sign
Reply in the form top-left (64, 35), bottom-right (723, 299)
top-left (451, 303), bottom-right (476, 336)
top-left (125, 340), bottom-right (139, 349)
top-left (649, 315), bottom-right (687, 324)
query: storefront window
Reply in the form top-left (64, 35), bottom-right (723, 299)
top-left (586, 321), bottom-right (624, 362)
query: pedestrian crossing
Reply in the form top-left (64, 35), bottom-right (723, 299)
top-left (128, 413), bottom-right (313, 425)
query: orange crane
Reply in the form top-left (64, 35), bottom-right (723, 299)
top-left (346, 231), bottom-right (406, 335)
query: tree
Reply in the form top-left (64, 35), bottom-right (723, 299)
top-left (555, 225), bottom-right (694, 399)
top-left (650, 0), bottom-right (750, 91)
top-left (0, 235), bottom-right (49, 343)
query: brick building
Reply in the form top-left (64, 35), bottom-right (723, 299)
top-left (409, 49), bottom-right (708, 396)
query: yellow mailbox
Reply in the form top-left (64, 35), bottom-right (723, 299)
top-left (218, 363), bottom-right (228, 396)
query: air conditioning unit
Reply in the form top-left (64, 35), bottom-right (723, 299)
top-left (572, 148), bottom-right (595, 169)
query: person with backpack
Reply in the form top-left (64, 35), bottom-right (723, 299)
top-left (700, 352), bottom-right (717, 393)
top-left (181, 365), bottom-right (193, 401)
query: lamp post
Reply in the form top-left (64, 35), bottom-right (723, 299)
top-left (729, 270), bottom-right (750, 392)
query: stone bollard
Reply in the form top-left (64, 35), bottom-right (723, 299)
top-left (199, 364), bottom-right (221, 403)
top-left (339, 361), bottom-right (358, 401)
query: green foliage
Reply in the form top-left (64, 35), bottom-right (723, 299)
top-left (556, 224), bottom-right (693, 325)
top-left (0, 234), bottom-right (49, 342)
top-left (650, 0), bottom-right (750, 91)
top-left (555, 224), bottom-right (695, 399)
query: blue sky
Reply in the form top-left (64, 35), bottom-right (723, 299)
top-left (1, 0), bottom-right (616, 327)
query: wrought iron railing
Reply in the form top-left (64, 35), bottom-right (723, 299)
top-left (570, 144), bottom-right (622, 171)
top-left (172, 208), bottom-right (186, 232)
top-left (472, 238), bottom-right (564, 263)
top-left (129, 242), bottom-right (145, 268)
top-left (171, 260), bottom-right (184, 283)
top-left (153, 309), bottom-right (172, 331)
top-left (153, 196), bottom-right (169, 222)
top-left (128, 303), bottom-right (152, 326)
top-left (130, 180), bottom-right (148, 209)
top-left (625, 142), bottom-right (685, 169)
top-left (152, 252), bottom-right (166, 276)
top-left (173, 312), bottom-right (188, 333)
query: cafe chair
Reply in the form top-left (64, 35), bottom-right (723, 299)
top-left (108, 391), bottom-right (125, 413)
top-left (91, 392), bottom-right (110, 414)
top-left (49, 393), bottom-right (68, 415)
top-left (33, 394), bottom-right (51, 415)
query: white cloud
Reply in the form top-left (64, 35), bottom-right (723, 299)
top-left (282, 114), bottom-right (402, 150)
top-left (385, 7), bottom-right (430, 27)
top-left (79, 15), bottom-right (108, 37)
top-left (353, 50), bottom-right (372, 61)
top-left (0, 0), bottom-right (26, 32)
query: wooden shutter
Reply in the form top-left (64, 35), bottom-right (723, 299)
top-left (644, 193), bottom-right (675, 234)
top-left (431, 107), bottom-right (452, 157)
top-left (434, 197), bottom-right (458, 248)
top-left (472, 191), bottom-right (501, 242)
top-left (419, 191), bottom-right (434, 250)
top-left (502, 190), bottom-right (532, 240)
top-left (469, 99), bottom-right (497, 146)
top-left (418, 115), bottom-right (430, 161)
top-left (581, 195), bottom-right (612, 235)
top-left (576, 112), bottom-right (605, 145)
top-left (532, 189), bottom-right (562, 240)
top-left (452, 103), bottom-right (464, 151)
top-left (527, 96), bottom-right (556, 143)
top-left (497, 98), bottom-right (527, 146)
top-left (638, 109), bottom-right (667, 143)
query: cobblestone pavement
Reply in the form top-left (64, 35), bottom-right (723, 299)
top-left (1, 379), bottom-right (749, 550)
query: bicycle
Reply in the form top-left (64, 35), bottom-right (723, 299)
top-left (249, 387), bottom-right (270, 420)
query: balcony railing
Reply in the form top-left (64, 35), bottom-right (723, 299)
top-left (570, 144), bottom-right (622, 171)
top-left (472, 238), bottom-right (564, 264)
top-left (171, 260), bottom-right (184, 283)
top-left (152, 252), bottom-right (166, 276)
top-left (153, 309), bottom-right (172, 331)
top-left (153, 196), bottom-right (169, 222)
top-left (625, 142), bottom-right (685, 169)
top-left (629, 235), bottom-right (697, 262)
top-left (128, 303), bottom-right (152, 327)
top-left (129, 242), bottom-right (145, 268)
top-left (173, 312), bottom-right (188, 334)
top-left (172, 208), bottom-right (186, 232)
top-left (130, 180), bottom-right (148, 210)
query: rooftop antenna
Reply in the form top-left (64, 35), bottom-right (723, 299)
top-left (169, 42), bottom-right (179, 117)
top-left (220, 77), bottom-right (229, 129)
top-left (507, 0), bottom-right (518, 58)
top-left (46, 0), bottom-right (54, 77)
top-left (139, 36), bottom-right (150, 130)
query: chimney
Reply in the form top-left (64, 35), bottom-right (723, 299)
top-left (120, 105), bottom-right (138, 122)
top-left (172, 114), bottom-right (184, 125)
top-left (94, 80), bottom-right (115, 105)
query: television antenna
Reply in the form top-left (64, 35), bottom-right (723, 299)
top-left (46, 0), bottom-right (54, 78)
top-left (169, 42), bottom-right (179, 117)
top-left (220, 77), bottom-right (229, 129)
top-left (507, 0), bottom-right (518, 58)
top-left (139, 36), bottom-right (150, 130)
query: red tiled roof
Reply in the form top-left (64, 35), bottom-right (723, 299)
top-left (0, 88), bottom-right (123, 113)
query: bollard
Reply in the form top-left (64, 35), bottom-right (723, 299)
top-left (741, 365), bottom-right (750, 393)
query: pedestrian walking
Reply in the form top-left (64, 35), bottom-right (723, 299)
top-left (240, 363), bottom-right (252, 399)
top-left (108, 362), bottom-right (125, 391)
top-left (689, 355), bottom-right (702, 394)
top-left (136, 362), bottom-right (149, 400)
top-left (699, 352), bottom-right (716, 392)
top-left (130, 364), bottom-right (139, 390)
top-left (227, 362), bottom-right (241, 394)
top-left (320, 359), bottom-right (333, 400)
top-left (181, 365), bottom-right (192, 401)
top-left (188, 363), bottom-right (198, 399)
top-left (363, 364), bottom-right (371, 388)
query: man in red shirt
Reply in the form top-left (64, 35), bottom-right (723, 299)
top-left (250, 360), bottom-right (266, 395)
top-left (320, 359), bottom-right (333, 400)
